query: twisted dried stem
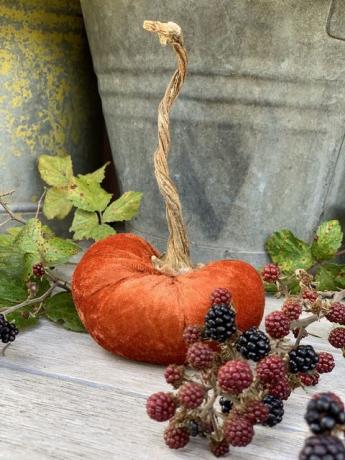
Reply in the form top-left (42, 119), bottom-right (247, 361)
top-left (143, 21), bottom-right (192, 274)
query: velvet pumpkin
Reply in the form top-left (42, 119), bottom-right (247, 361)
top-left (72, 21), bottom-right (265, 364)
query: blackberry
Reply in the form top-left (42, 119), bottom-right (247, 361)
top-left (32, 263), bottom-right (45, 278)
top-left (299, 435), bottom-right (345, 460)
top-left (178, 382), bottom-right (205, 409)
top-left (326, 302), bottom-right (345, 325)
top-left (164, 364), bottom-right (184, 388)
top-left (217, 360), bottom-right (253, 394)
top-left (288, 345), bottom-right (319, 374)
top-left (242, 400), bottom-right (269, 425)
top-left (256, 355), bottom-right (286, 384)
top-left (183, 325), bottom-right (202, 345)
top-left (236, 327), bottom-right (271, 362)
top-left (262, 395), bottom-right (284, 427)
top-left (265, 311), bottom-right (290, 339)
top-left (261, 263), bottom-right (280, 283)
top-left (204, 304), bottom-right (236, 342)
top-left (164, 425), bottom-right (189, 449)
top-left (0, 315), bottom-right (19, 343)
top-left (302, 290), bottom-right (318, 303)
top-left (210, 288), bottom-right (232, 306)
top-left (305, 393), bottom-right (345, 434)
top-left (184, 420), bottom-right (200, 437)
top-left (186, 342), bottom-right (215, 370)
top-left (328, 328), bottom-right (345, 349)
top-left (146, 392), bottom-right (176, 422)
top-left (219, 397), bottom-right (233, 414)
top-left (316, 352), bottom-right (335, 374)
top-left (282, 300), bottom-right (302, 321)
top-left (210, 440), bottom-right (230, 458)
top-left (299, 372), bottom-right (319, 387)
top-left (266, 377), bottom-right (291, 401)
top-left (223, 417), bottom-right (254, 447)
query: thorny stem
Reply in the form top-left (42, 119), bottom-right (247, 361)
top-left (0, 191), bottom-right (26, 225)
top-left (0, 283), bottom-right (58, 316)
top-left (290, 314), bottom-right (323, 347)
top-left (46, 269), bottom-right (71, 291)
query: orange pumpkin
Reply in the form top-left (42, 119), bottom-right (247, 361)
top-left (72, 21), bottom-right (265, 365)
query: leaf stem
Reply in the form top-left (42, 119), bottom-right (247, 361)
top-left (0, 191), bottom-right (26, 225)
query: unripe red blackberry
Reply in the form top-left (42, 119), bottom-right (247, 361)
top-left (261, 263), bottom-right (280, 283)
top-left (265, 311), bottom-right (290, 339)
top-left (32, 263), bottom-right (45, 278)
top-left (328, 328), bottom-right (345, 349)
top-left (164, 425), bottom-right (189, 449)
top-left (164, 364), bottom-right (184, 388)
top-left (210, 440), bottom-right (230, 458)
top-left (183, 325), bottom-right (202, 345)
top-left (178, 382), bottom-right (205, 409)
top-left (223, 417), bottom-right (254, 447)
top-left (326, 302), bottom-right (345, 325)
top-left (186, 342), bottom-right (215, 370)
top-left (242, 400), bottom-right (269, 425)
top-left (256, 355), bottom-right (286, 384)
top-left (266, 377), bottom-right (292, 401)
top-left (282, 300), bottom-right (302, 321)
top-left (302, 290), bottom-right (318, 303)
top-left (217, 360), bottom-right (253, 394)
top-left (316, 352), bottom-right (335, 374)
top-left (299, 372), bottom-right (319, 387)
top-left (210, 288), bottom-right (232, 306)
top-left (299, 435), bottom-right (345, 460)
top-left (146, 392), bottom-right (176, 422)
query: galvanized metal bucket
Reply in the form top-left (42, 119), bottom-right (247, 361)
top-left (0, 0), bottom-right (101, 227)
top-left (81, 0), bottom-right (345, 266)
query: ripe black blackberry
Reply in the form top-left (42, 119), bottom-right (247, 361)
top-left (184, 420), bottom-right (200, 437)
top-left (288, 345), bottom-right (319, 374)
top-left (236, 327), bottom-right (271, 362)
top-left (262, 395), bottom-right (284, 427)
top-left (299, 435), bottom-right (345, 460)
top-left (0, 315), bottom-right (18, 343)
top-left (204, 304), bottom-right (236, 342)
top-left (219, 397), bottom-right (233, 414)
top-left (305, 393), bottom-right (345, 434)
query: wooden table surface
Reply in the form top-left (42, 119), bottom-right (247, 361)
top-left (1, 296), bottom-right (344, 460)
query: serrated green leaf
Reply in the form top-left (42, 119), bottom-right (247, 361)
top-left (14, 218), bottom-right (45, 254)
top-left (103, 191), bottom-right (142, 223)
top-left (44, 292), bottom-right (86, 332)
top-left (43, 187), bottom-right (73, 220)
top-left (7, 307), bottom-right (39, 329)
top-left (82, 162), bottom-right (109, 184)
top-left (69, 209), bottom-right (99, 240)
top-left (90, 224), bottom-right (116, 241)
top-left (67, 176), bottom-right (112, 212)
top-left (265, 229), bottom-right (315, 273)
top-left (38, 154), bottom-right (73, 187)
top-left (311, 220), bottom-right (343, 261)
top-left (43, 237), bottom-right (80, 265)
top-left (316, 263), bottom-right (345, 291)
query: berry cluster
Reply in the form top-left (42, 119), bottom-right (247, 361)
top-left (0, 314), bottom-right (18, 344)
top-left (147, 287), bottom-right (339, 457)
top-left (300, 392), bottom-right (345, 459)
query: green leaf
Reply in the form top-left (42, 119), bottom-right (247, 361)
top-left (0, 270), bottom-right (27, 307)
top-left (311, 220), bottom-right (343, 261)
top-left (90, 224), bottom-right (116, 241)
top-left (7, 307), bottom-right (39, 329)
top-left (263, 281), bottom-right (278, 294)
top-left (265, 229), bottom-right (315, 273)
top-left (14, 218), bottom-right (45, 254)
top-left (103, 191), bottom-right (142, 223)
top-left (67, 176), bottom-right (112, 212)
top-left (316, 263), bottom-right (345, 291)
top-left (69, 209), bottom-right (99, 240)
top-left (43, 237), bottom-right (80, 265)
top-left (44, 292), bottom-right (86, 332)
top-left (43, 187), bottom-right (73, 220)
top-left (38, 154), bottom-right (73, 187)
top-left (82, 162), bottom-right (109, 184)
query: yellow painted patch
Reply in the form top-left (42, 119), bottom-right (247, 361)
top-left (0, 0), bottom-right (93, 158)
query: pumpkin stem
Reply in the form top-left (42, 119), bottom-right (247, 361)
top-left (143, 20), bottom-right (193, 274)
